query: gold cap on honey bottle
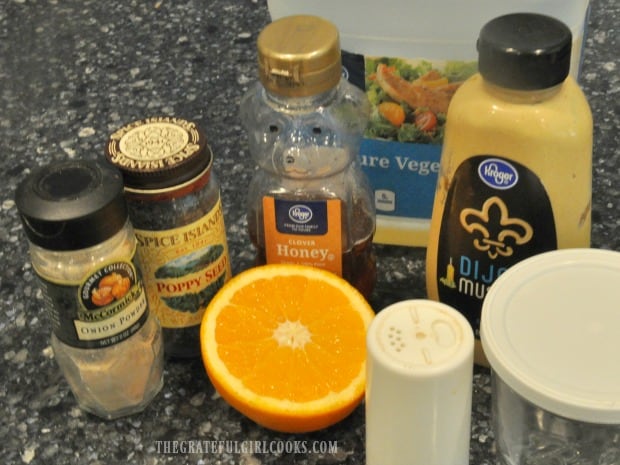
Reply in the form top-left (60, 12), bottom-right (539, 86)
top-left (257, 15), bottom-right (341, 98)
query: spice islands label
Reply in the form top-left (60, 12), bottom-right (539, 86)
top-left (107, 117), bottom-right (204, 172)
top-left (36, 258), bottom-right (149, 349)
top-left (133, 198), bottom-right (231, 328)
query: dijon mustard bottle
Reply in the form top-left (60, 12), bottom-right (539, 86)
top-left (240, 15), bottom-right (376, 299)
top-left (425, 13), bottom-right (593, 365)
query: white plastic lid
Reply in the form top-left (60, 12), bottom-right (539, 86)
top-left (481, 248), bottom-right (620, 424)
top-left (368, 299), bottom-right (474, 376)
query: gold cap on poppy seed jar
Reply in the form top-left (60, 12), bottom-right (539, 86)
top-left (257, 15), bottom-right (342, 98)
top-left (105, 116), bottom-right (212, 191)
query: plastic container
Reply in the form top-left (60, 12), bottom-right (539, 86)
top-left (426, 13), bottom-right (592, 365)
top-left (481, 249), bottom-right (620, 465)
top-left (366, 299), bottom-right (473, 465)
top-left (240, 15), bottom-right (376, 299)
top-left (268, 0), bottom-right (590, 246)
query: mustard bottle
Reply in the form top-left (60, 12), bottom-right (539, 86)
top-left (425, 13), bottom-right (593, 365)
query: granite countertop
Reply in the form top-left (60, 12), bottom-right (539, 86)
top-left (0, 0), bottom-right (618, 464)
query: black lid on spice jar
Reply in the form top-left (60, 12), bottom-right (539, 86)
top-left (15, 159), bottom-right (128, 251)
top-left (477, 13), bottom-right (572, 90)
top-left (105, 116), bottom-right (211, 191)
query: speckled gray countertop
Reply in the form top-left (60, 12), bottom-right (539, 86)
top-left (0, 1), bottom-right (618, 464)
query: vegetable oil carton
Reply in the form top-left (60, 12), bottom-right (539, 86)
top-left (267, 0), bottom-right (590, 246)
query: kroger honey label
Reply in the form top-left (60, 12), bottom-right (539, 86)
top-left (133, 198), bottom-right (231, 328)
top-left (262, 197), bottom-right (343, 276)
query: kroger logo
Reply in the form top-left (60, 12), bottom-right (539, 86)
top-left (288, 205), bottom-right (313, 224)
top-left (478, 158), bottom-right (519, 190)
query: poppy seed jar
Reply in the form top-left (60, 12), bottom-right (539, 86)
top-left (106, 117), bottom-right (232, 358)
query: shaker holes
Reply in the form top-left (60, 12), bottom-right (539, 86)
top-left (387, 326), bottom-right (405, 352)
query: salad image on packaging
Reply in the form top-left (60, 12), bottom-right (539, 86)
top-left (365, 58), bottom-right (476, 144)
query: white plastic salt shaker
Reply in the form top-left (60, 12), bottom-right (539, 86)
top-left (366, 299), bottom-right (474, 465)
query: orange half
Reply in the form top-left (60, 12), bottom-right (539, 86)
top-left (200, 264), bottom-right (375, 433)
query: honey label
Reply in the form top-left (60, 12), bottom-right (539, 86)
top-left (36, 256), bottom-right (149, 349)
top-left (435, 155), bottom-right (557, 337)
top-left (133, 197), bottom-right (231, 328)
top-left (262, 197), bottom-right (343, 275)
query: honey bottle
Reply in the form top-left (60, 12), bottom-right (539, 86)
top-left (240, 15), bottom-right (376, 299)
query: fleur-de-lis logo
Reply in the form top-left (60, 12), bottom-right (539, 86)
top-left (460, 197), bottom-right (533, 259)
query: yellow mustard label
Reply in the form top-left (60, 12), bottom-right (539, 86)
top-left (134, 198), bottom-right (231, 328)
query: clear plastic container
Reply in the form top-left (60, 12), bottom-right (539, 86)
top-left (267, 0), bottom-right (589, 72)
top-left (481, 249), bottom-right (620, 465)
top-left (268, 0), bottom-right (590, 246)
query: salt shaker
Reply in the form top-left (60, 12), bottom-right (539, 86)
top-left (366, 299), bottom-right (474, 465)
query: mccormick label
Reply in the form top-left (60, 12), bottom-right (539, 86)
top-left (37, 258), bottom-right (149, 349)
top-left (133, 197), bottom-right (231, 329)
top-left (262, 197), bottom-right (343, 275)
top-left (435, 155), bottom-right (557, 337)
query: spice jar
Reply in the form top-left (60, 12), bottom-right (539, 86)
top-left (425, 13), bottom-right (593, 365)
top-left (106, 116), bottom-right (232, 358)
top-left (240, 15), bottom-right (376, 299)
top-left (15, 159), bottom-right (164, 419)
